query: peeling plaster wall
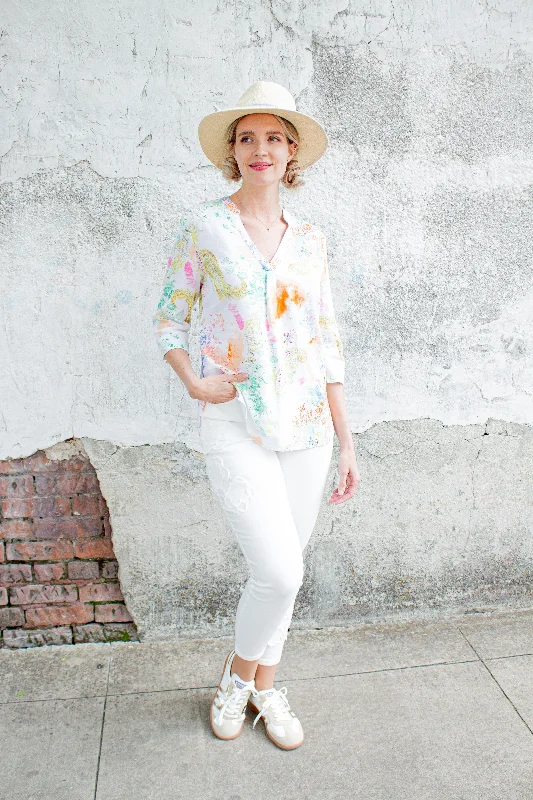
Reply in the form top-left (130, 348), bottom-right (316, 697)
top-left (83, 418), bottom-right (533, 640)
top-left (1, 1), bottom-right (533, 634)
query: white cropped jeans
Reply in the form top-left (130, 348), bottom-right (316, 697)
top-left (200, 410), bottom-right (333, 667)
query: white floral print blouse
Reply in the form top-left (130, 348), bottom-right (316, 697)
top-left (153, 195), bottom-right (345, 451)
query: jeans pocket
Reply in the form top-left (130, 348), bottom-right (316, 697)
top-left (205, 453), bottom-right (255, 514)
top-left (199, 418), bottom-right (250, 454)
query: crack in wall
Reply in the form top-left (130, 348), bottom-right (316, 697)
top-left (464, 420), bottom-right (489, 552)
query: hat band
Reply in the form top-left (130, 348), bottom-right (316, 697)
top-left (238, 102), bottom-right (278, 108)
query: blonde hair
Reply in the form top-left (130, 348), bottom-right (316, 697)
top-left (222, 114), bottom-right (304, 188)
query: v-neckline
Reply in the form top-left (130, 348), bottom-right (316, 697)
top-left (222, 195), bottom-right (291, 271)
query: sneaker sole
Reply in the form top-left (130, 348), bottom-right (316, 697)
top-left (247, 698), bottom-right (304, 751)
top-left (209, 700), bottom-right (244, 740)
top-left (209, 650), bottom-right (244, 741)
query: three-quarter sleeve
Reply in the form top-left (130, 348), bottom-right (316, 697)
top-left (318, 232), bottom-right (345, 384)
top-left (153, 211), bottom-right (203, 357)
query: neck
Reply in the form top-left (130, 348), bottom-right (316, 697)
top-left (231, 182), bottom-right (282, 217)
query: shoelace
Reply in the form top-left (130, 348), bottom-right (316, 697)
top-left (215, 682), bottom-right (252, 727)
top-left (252, 686), bottom-right (292, 728)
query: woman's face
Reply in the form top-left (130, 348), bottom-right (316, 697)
top-left (231, 113), bottom-right (298, 187)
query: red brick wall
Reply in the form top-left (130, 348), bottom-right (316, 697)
top-left (0, 444), bottom-right (139, 648)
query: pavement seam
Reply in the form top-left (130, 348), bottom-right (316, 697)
top-left (93, 654), bottom-right (111, 800)
top-left (0, 693), bottom-right (108, 705)
top-left (484, 652), bottom-right (533, 661)
top-left (457, 627), bottom-right (533, 737)
top-left (0, 658), bottom-right (479, 703)
top-left (3, 650), bottom-right (533, 704)
top-left (99, 656), bottom-right (482, 697)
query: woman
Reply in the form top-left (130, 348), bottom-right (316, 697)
top-left (153, 81), bottom-right (360, 751)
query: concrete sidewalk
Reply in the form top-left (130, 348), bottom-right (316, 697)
top-left (1, 609), bottom-right (533, 800)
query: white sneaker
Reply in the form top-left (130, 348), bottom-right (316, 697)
top-left (248, 686), bottom-right (304, 750)
top-left (210, 650), bottom-right (255, 740)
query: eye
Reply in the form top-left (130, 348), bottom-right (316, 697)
top-left (240, 136), bottom-right (252, 142)
top-left (269, 136), bottom-right (281, 141)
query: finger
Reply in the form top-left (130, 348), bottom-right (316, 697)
top-left (345, 469), bottom-right (360, 486)
top-left (337, 472), bottom-right (348, 496)
top-left (329, 489), bottom-right (350, 504)
top-left (218, 372), bottom-right (249, 383)
top-left (328, 490), bottom-right (344, 503)
top-left (330, 472), bottom-right (355, 500)
top-left (341, 484), bottom-right (358, 500)
top-left (329, 476), bottom-right (359, 503)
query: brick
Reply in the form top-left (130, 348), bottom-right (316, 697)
top-left (24, 452), bottom-right (88, 474)
top-left (77, 516), bottom-right (106, 537)
top-left (0, 451), bottom-right (87, 476)
top-left (0, 564), bottom-right (32, 583)
top-left (25, 603), bottom-right (94, 627)
top-left (0, 607), bottom-right (25, 628)
top-left (103, 622), bottom-right (139, 642)
top-left (2, 498), bottom-right (32, 518)
top-left (33, 515), bottom-right (104, 539)
top-left (0, 542), bottom-right (4, 562)
top-left (71, 495), bottom-right (106, 516)
top-left (73, 623), bottom-right (106, 643)
top-left (34, 454), bottom-right (91, 473)
top-left (9, 584), bottom-right (78, 605)
top-left (103, 516), bottom-right (113, 538)
top-left (32, 518), bottom-right (80, 540)
top-left (101, 560), bottom-right (119, 579)
top-left (22, 452), bottom-right (56, 472)
top-left (34, 563), bottom-right (66, 582)
top-left (81, 462), bottom-right (97, 476)
top-left (0, 587), bottom-right (7, 605)
top-left (2, 496), bottom-right (71, 519)
top-left (79, 582), bottom-right (123, 603)
top-left (94, 603), bottom-right (133, 623)
top-left (7, 540), bottom-right (73, 561)
top-left (74, 539), bottom-right (114, 559)
top-left (75, 515), bottom-right (104, 538)
top-left (3, 626), bottom-right (72, 648)
top-left (68, 560), bottom-right (99, 580)
top-left (0, 475), bottom-right (34, 498)
top-left (73, 621), bottom-right (138, 644)
top-left (0, 458), bottom-right (26, 475)
top-left (2, 628), bottom-right (30, 647)
top-left (34, 472), bottom-right (101, 496)
top-left (0, 520), bottom-right (33, 540)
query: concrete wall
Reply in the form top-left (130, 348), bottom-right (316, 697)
top-left (2, 0), bottom-right (533, 640)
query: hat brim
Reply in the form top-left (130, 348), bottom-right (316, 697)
top-left (197, 106), bottom-right (328, 171)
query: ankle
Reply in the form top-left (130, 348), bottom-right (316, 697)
top-left (231, 654), bottom-right (258, 683)
top-left (229, 669), bottom-right (255, 690)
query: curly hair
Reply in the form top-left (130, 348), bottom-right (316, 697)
top-left (221, 114), bottom-right (304, 188)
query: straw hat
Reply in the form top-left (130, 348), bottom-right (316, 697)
top-left (197, 81), bottom-right (328, 171)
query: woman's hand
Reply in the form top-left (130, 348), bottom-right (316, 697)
top-left (325, 382), bottom-right (361, 504)
top-left (188, 372), bottom-right (249, 404)
top-left (328, 447), bottom-right (360, 504)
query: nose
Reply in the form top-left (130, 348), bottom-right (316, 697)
top-left (253, 139), bottom-right (268, 157)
